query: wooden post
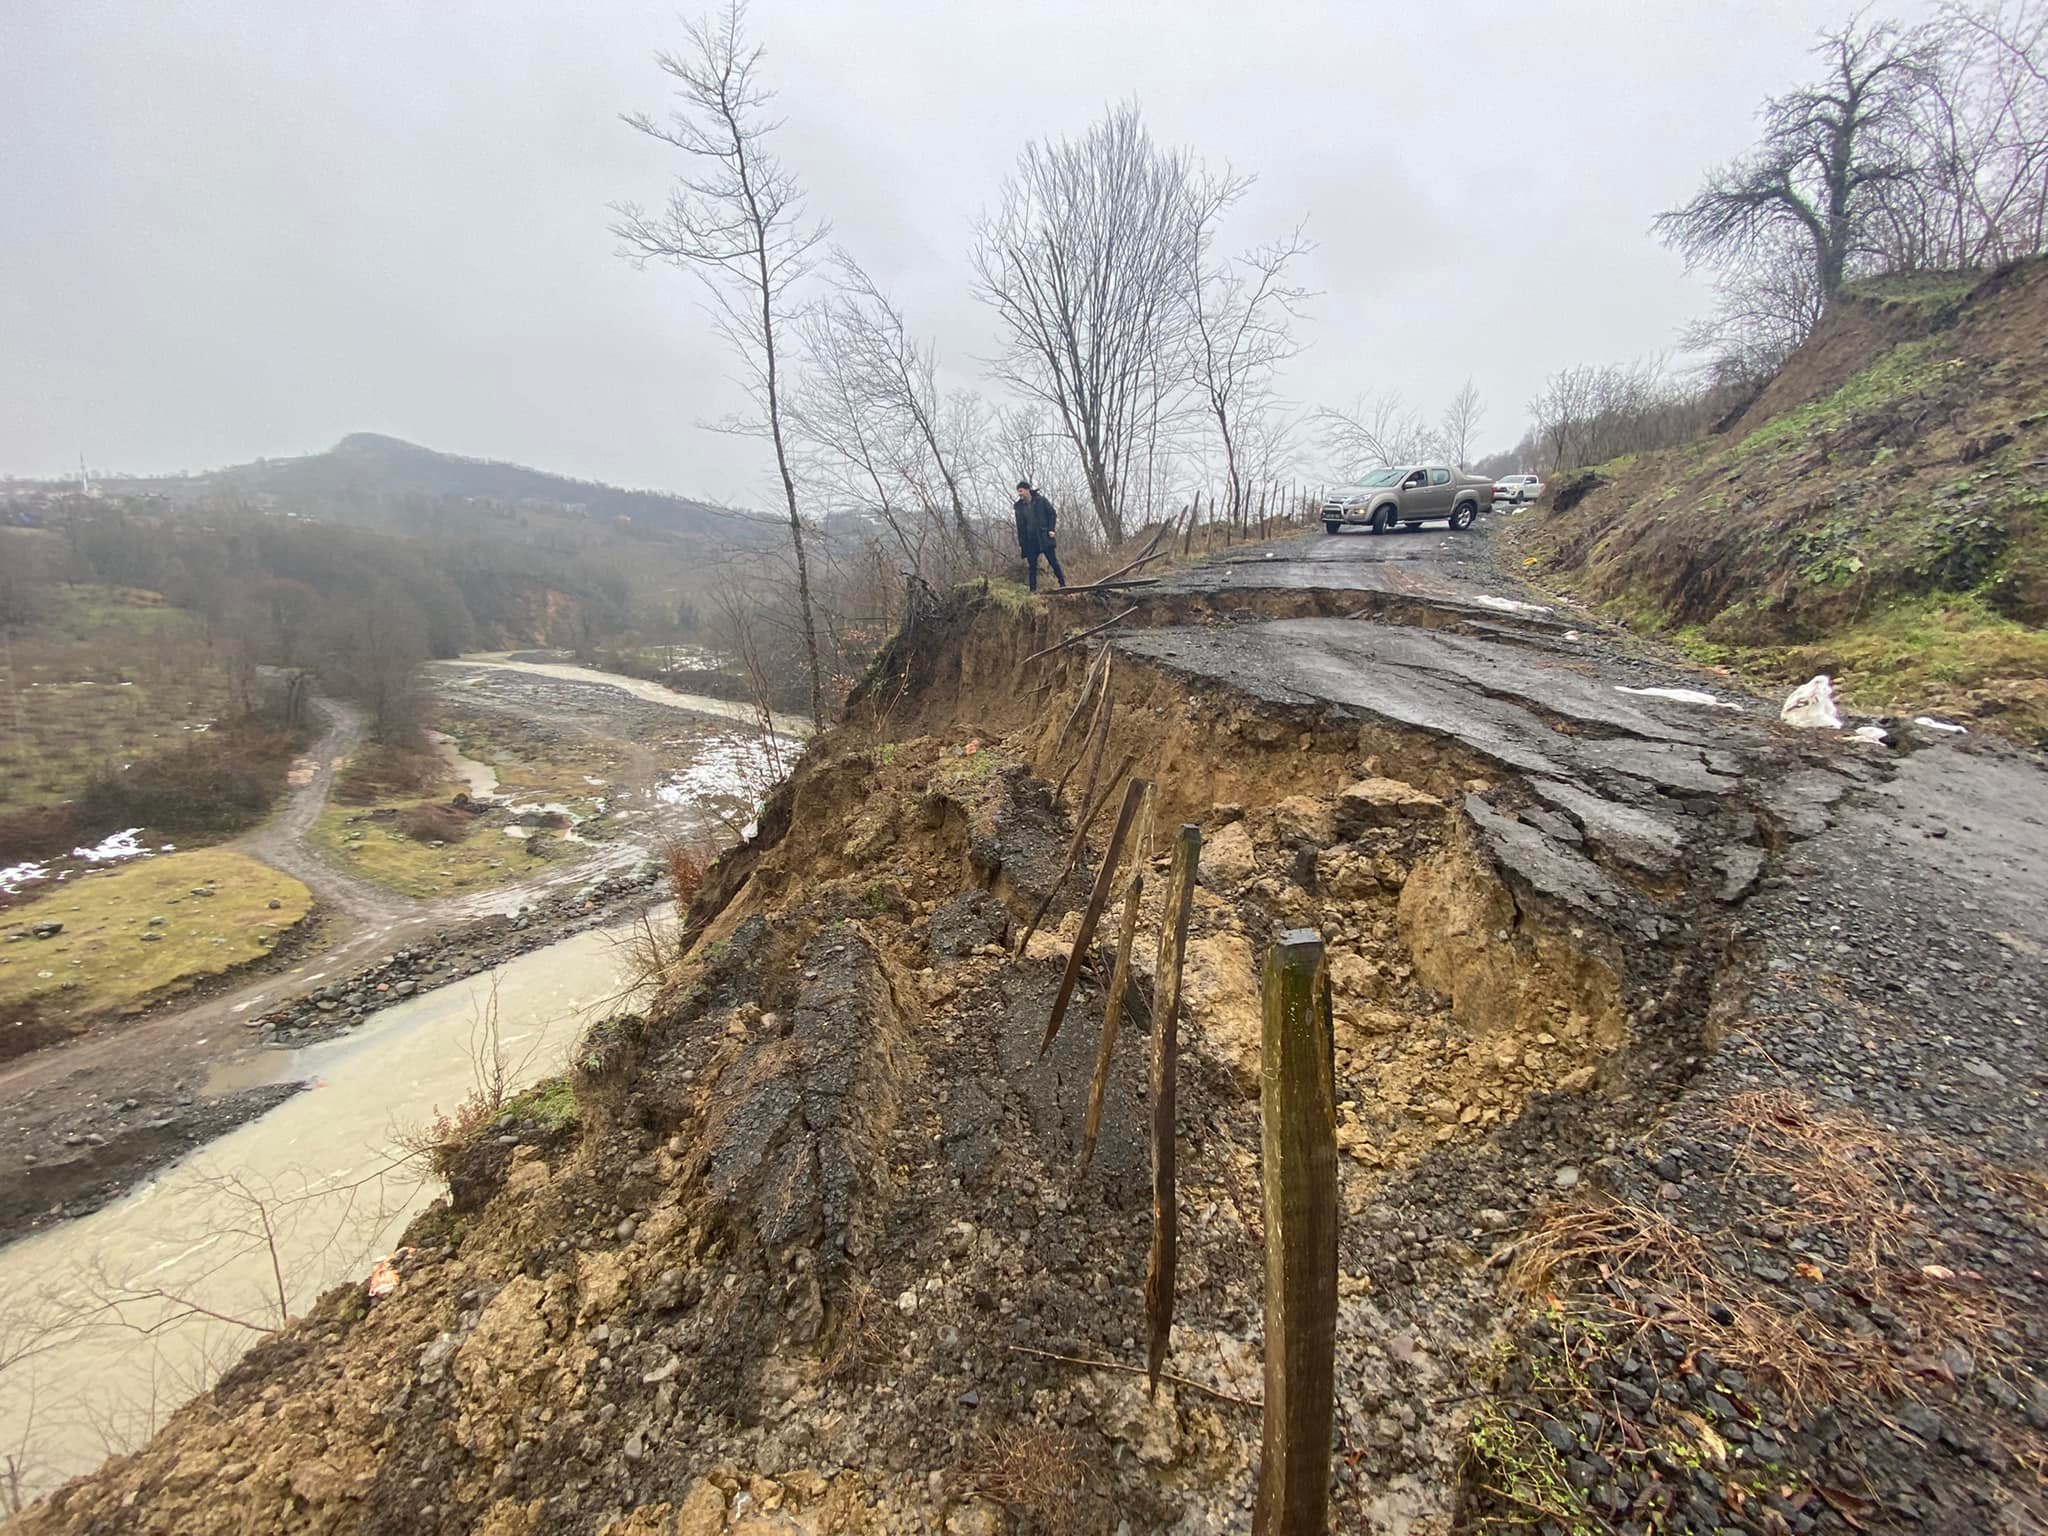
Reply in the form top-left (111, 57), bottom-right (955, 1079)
top-left (1184, 489), bottom-right (1200, 557)
top-left (1080, 783), bottom-right (1154, 1168)
top-left (1253, 929), bottom-right (1337, 1536)
top-left (1146, 823), bottom-right (1200, 1392)
top-left (1040, 777), bottom-right (1150, 1056)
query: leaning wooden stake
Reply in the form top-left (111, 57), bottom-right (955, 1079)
top-left (1050, 645), bottom-right (1110, 764)
top-left (1022, 605), bottom-right (1139, 665)
top-left (1051, 647), bottom-right (1114, 801)
top-left (1253, 929), bottom-right (1338, 1536)
top-left (1146, 823), bottom-right (1200, 1394)
top-left (1017, 749), bottom-right (1136, 957)
top-left (1079, 783), bottom-right (1155, 1169)
top-left (1039, 777), bottom-right (1149, 1057)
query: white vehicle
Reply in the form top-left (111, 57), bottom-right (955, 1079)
top-left (1492, 473), bottom-right (1543, 506)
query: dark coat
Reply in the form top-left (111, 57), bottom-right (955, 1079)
top-left (1013, 491), bottom-right (1058, 558)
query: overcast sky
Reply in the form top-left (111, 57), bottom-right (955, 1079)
top-left (3, 0), bottom-right (1890, 504)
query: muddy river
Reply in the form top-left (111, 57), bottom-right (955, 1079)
top-left (0, 917), bottom-right (663, 1503)
top-left (446, 653), bottom-right (812, 740)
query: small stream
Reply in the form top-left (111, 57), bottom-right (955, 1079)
top-left (0, 916), bottom-right (662, 1504)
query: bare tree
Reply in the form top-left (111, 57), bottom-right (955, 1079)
top-left (1186, 213), bottom-right (1311, 527)
top-left (1315, 392), bottom-right (1434, 477)
top-left (1439, 378), bottom-right (1485, 469)
top-left (1871, 0), bottom-right (2048, 268)
top-left (1679, 238), bottom-right (1829, 385)
top-left (1530, 359), bottom-right (1737, 472)
top-left (614, 1), bottom-right (829, 727)
top-left (1529, 368), bottom-right (1592, 473)
top-left (1656, 16), bottom-right (1939, 305)
top-left (972, 104), bottom-right (1210, 544)
top-left (788, 254), bottom-right (984, 578)
top-left (832, 256), bottom-right (983, 562)
top-left (324, 599), bottom-right (425, 745)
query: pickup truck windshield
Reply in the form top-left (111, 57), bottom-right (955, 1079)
top-left (1359, 468), bottom-right (1404, 487)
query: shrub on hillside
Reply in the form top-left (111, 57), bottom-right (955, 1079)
top-left (0, 803), bottom-right (84, 868)
top-left (398, 802), bottom-right (476, 844)
top-left (335, 745), bottom-right (443, 804)
top-left (74, 724), bottom-right (302, 837)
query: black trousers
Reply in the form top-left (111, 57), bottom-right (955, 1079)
top-left (1026, 544), bottom-right (1066, 592)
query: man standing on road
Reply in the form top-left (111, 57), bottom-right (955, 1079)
top-left (1014, 479), bottom-right (1066, 593)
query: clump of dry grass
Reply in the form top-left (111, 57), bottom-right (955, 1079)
top-left (1510, 1088), bottom-right (2042, 1412)
top-left (818, 1279), bottom-right (878, 1381)
top-left (966, 1424), bottom-right (1094, 1531)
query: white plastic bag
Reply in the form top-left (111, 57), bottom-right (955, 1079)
top-left (1780, 674), bottom-right (1842, 730)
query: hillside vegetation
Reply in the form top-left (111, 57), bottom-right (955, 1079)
top-left (0, 583), bottom-right (235, 815)
top-left (1512, 259), bottom-right (2048, 740)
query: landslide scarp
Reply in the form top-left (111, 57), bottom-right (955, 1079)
top-left (15, 588), bottom-right (1790, 1536)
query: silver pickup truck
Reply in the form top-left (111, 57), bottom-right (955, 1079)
top-left (1321, 464), bottom-right (1494, 533)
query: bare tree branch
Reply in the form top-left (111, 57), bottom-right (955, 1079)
top-left (614, 1), bottom-right (829, 726)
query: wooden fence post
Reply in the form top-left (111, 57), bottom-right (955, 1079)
top-left (1080, 783), bottom-right (1154, 1168)
top-left (1039, 777), bottom-right (1150, 1056)
top-left (1253, 929), bottom-right (1337, 1536)
top-left (1146, 823), bottom-right (1200, 1392)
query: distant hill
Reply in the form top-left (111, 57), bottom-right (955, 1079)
top-left (119, 433), bottom-right (757, 538)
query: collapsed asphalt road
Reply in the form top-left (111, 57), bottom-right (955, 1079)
top-left (1091, 518), bottom-right (2048, 1533)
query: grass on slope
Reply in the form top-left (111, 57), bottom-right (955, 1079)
top-left (0, 585), bottom-right (235, 815)
top-left (1512, 260), bottom-right (2048, 740)
top-left (307, 793), bottom-right (554, 901)
top-left (0, 848), bottom-right (310, 1029)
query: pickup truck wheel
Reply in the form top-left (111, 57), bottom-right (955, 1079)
top-left (1324, 520), bottom-right (1340, 535)
top-left (1369, 505), bottom-right (1389, 534)
top-left (1448, 501), bottom-right (1477, 531)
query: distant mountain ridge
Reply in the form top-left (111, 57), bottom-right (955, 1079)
top-left (119, 433), bottom-right (750, 537)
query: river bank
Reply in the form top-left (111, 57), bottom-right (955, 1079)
top-left (2, 653), bottom-right (793, 1251)
top-left (0, 911), bottom-right (662, 1506)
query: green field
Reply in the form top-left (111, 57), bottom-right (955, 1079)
top-left (307, 794), bottom-right (558, 898)
top-left (0, 848), bottom-right (311, 1028)
top-left (1, 584), bottom-right (235, 815)
top-left (306, 709), bottom-right (625, 899)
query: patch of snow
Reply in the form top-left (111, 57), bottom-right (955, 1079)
top-left (73, 828), bottom-right (153, 863)
top-left (1913, 715), bottom-right (1968, 734)
top-left (1472, 594), bottom-right (1551, 615)
top-left (1, 861), bottom-right (48, 895)
top-left (1617, 685), bottom-right (1740, 709)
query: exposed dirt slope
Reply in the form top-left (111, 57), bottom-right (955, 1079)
top-left (1509, 260), bottom-right (2048, 740)
top-left (8, 586), bottom-right (1784, 1535)
top-left (16, 582), bottom-right (2043, 1536)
